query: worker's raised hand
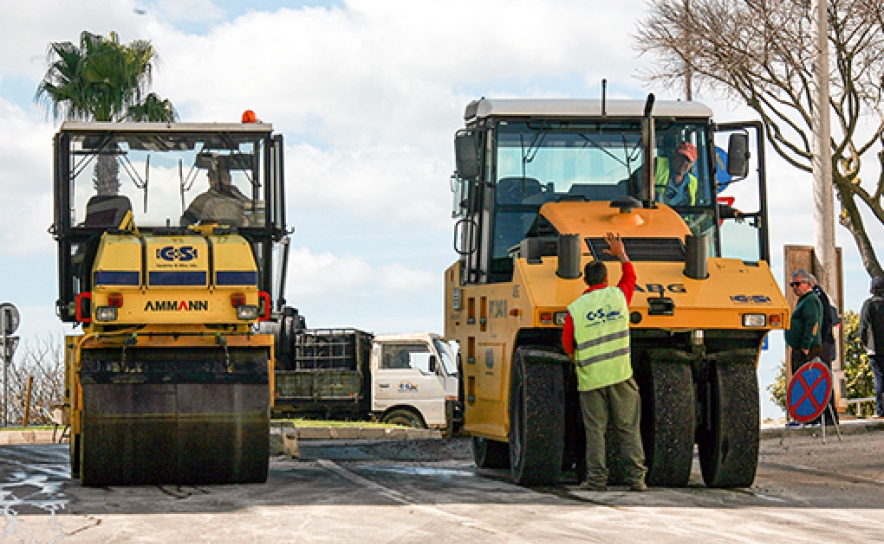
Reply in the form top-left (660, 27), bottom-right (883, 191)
top-left (604, 232), bottom-right (629, 263)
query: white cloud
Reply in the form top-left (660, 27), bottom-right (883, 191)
top-left (0, 100), bottom-right (56, 256)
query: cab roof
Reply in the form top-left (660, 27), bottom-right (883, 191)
top-left (58, 121), bottom-right (274, 135)
top-left (464, 98), bottom-right (714, 122)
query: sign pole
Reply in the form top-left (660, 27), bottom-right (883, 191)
top-left (0, 303), bottom-right (21, 428)
top-left (1, 309), bottom-right (7, 428)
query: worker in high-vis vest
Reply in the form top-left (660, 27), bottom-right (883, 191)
top-left (561, 231), bottom-right (647, 492)
top-left (655, 141), bottom-right (698, 207)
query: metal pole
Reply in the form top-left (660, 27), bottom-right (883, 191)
top-left (1, 310), bottom-right (6, 428)
top-left (812, 0), bottom-right (841, 408)
top-left (812, 0), bottom-right (836, 299)
top-left (23, 376), bottom-right (33, 428)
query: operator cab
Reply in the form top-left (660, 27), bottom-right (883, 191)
top-left (52, 120), bottom-right (289, 322)
top-left (451, 98), bottom-right (769, 284)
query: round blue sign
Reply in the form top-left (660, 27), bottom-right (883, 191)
top-left (787, 360), bottom-right (832, 423)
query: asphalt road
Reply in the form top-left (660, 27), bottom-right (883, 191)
top-left (1, 429), bottom-right (883, 543)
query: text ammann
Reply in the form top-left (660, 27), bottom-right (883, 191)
top-left (144, 300), bottom-right (209, 312)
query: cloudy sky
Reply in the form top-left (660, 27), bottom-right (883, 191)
top-left (1, 0), bottom-right (880, 418)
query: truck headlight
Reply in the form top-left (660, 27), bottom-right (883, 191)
top-left (742, 314), bottom-right (766, 327)
top-left (95, 306), bottom-right (118, 322)
top-left (236, 305), bottom-right (260, 320)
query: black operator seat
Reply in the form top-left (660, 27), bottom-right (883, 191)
top-left (496, 177), bottom-right (544, 205)
top-left (83, 195), bottom-right (133, 228)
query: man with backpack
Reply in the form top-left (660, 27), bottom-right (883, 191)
top-left (810, 274), bottom-right (840, 425)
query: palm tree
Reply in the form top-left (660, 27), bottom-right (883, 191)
top-left (35, 31), bottom-right (178, 195)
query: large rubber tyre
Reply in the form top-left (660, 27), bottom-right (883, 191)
top-left (509, 346), bottom-right (566, 486)
top-left (381, 408), bottom-right (426, 428)
top-left (70, 433), bottom-right (81, 479)
top-left (473, 436), bottom-right (510, 469)
top-left (638, 361), bottom-right (695, 487)
top-left (698, 361), bottom-right (759, 488)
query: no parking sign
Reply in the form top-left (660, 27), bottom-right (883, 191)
top-left (787, 360), bottom-right (832, 424)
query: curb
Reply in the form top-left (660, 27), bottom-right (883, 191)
top-left (0, 430), bottom-right (64, 445)
top-left (268, 423), bottom-right (443, 456)
top-left (760, 418), bottom-right (884, 440)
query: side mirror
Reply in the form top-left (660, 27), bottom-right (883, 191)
top-left (727, 133), bottom-right (750, 179)
top-left (454, 130), bottom-right (481, 181)
top-left (428, 355), bottom-right (437, 374)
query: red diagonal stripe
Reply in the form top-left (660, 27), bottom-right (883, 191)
top-left (794, 372), bottom-right (825, 413)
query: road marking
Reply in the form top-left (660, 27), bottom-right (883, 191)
top-left (317, 459), bottom-right (504, 535)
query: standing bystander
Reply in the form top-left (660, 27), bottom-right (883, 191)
top-left (561, 232), bottom-right (647, 492)
top-left (859, 277), bottom-right (884, 419)
top-left (809, 274), bottom-right (840, 424)
top-left (785, 270), bottom-right (824, 374)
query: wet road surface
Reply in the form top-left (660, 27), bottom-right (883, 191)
top-left (0, 429), bottom-right (882, 543)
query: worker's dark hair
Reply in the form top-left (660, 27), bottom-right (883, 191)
top-left (584, 260), bottom-right (608, 286)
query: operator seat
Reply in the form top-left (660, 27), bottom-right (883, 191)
top-left (83, 195), bottom-right (133, 228)
top-left (75, 194), bottom-right (134, 294)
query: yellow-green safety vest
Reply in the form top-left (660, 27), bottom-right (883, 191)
top-left (568, 286), bottom-right (632, 392)
top-left (655, 157), bottom-right (698, 206)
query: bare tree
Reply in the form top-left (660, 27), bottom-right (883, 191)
top-left (4, 335), bottom-right (65, 426)
top-left (635, 0), bottom-right (884, 279)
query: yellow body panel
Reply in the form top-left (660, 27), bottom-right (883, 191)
top-left (445, 202), bottom-right (790, 443)
top-left (91, 232), bottom-right (260, 326)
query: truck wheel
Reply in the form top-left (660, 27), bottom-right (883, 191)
top-left (382, 409), bottom-right (426, 429)
top-left (698, 361), bottom-right (759, 488)
top-left (509, 346), bottom-right (565, 486)
top-left (639, 361), bottom-right (695, 487)
top-left (70, 433), bottom-right (81, 479)
top-left (473, 437), bottom-right (510, 469)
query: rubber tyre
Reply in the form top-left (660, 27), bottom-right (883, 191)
top-left (698, 362), bottom-right (759, 488)
top-left (70, 433), bottom-right (81, 480)
top-left (509, 346), bottom-right (566, 486)
top-left (473, 436), bottom-right (510, 469)
top-left (639, 361), bottom-right (695, 487)
top-left (382, 408), bottom-right (426, 429)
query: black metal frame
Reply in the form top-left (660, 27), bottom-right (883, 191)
top-left (52, 125), bottom-right (287, 323)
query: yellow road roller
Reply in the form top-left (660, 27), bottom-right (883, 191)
top-left (52, 119), bottom-right (289, 485)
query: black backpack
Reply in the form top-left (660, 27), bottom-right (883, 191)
top-left (814, 286), bottom-right (839, 344)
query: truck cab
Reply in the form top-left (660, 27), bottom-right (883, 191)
top-left (371, 332), bottom-right (459, 431)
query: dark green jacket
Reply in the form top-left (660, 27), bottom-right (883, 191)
top-left (785, 292), bottom-right (823, 350)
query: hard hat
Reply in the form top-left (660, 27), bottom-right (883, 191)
top-left (676, 142), bottom-right (698, 162)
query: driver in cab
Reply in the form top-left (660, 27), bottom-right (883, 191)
top-left (655, 142), bottom-right (698, 207)
top-left (180, 163), bottom-right (251, 227)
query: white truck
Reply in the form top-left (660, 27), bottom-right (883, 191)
top-left (272, 327), bottom-right (461, 433)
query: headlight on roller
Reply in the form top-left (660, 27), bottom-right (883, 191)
top-left (236, 305), bottom-right (260, 320)
top-left (554, 312), bottom-right (568, 326)
top-left (94, 306), bottom-right (118, 322)
top-left (742, 314), bottom-right (766, 327)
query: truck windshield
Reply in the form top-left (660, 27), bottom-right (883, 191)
top-left (493, 120), bottom-right (718, 257)
top-left (62, 128), bottom-right (271, 230)
top-left (434, 338), bottom-right (458, 376)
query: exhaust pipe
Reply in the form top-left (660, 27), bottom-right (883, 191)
top-left (684, 235), bottom-right (708, 280)
top-left (557, 234), bottom-right (582, 279)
